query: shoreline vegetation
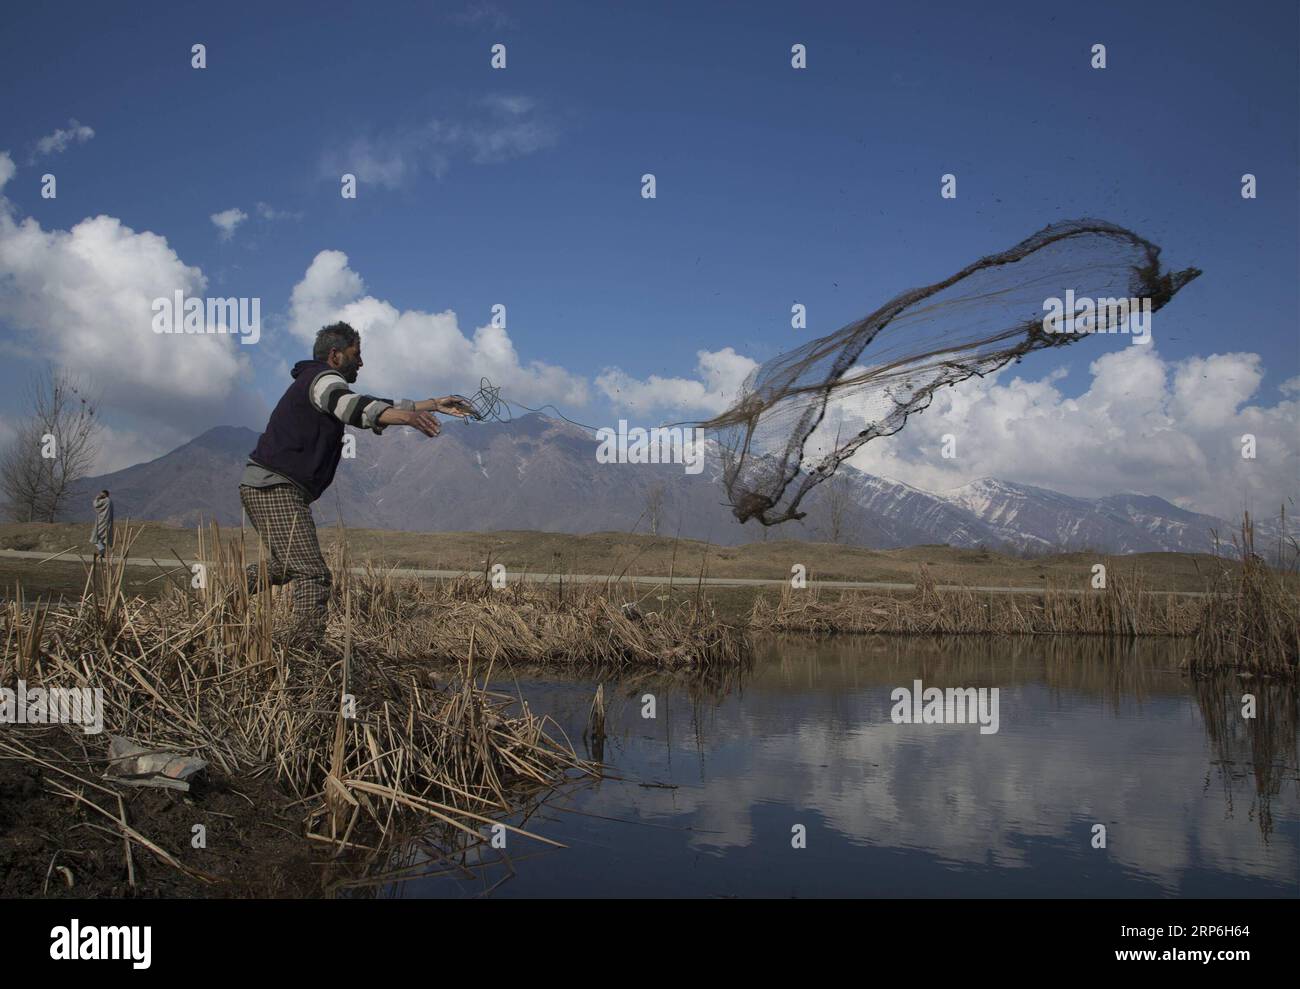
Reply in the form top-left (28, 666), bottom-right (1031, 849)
top-left (1, 515), bottom-right (1293, 665)
top-left (745, 514), bottom-right (1295, 678)
top-left (1, 526), bottom-right (607, 897)
top-left (0, 515), bottom-right (1294, 897)
top-left (1, 514), bottom-right (1295, 675)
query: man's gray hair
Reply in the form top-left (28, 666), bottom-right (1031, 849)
top-left (313, 322), bottom-right (360, 362)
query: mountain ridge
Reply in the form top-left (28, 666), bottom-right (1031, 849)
top-left (68, 417), bottom-right (1282, 557)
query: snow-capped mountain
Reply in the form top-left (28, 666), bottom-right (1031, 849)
top-left (934, 477), bottom-right (1270, 555)
top-left (68, 416), bottom-right (1287, 557)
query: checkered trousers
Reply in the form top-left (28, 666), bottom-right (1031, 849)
top-left (239, 483), bottom-right (331, 644)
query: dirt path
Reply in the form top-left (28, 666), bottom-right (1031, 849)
top-left (0, 547), bottom-right (1209, 597)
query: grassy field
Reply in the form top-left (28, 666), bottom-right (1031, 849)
top-left (0, 521), bottom-right (1272, 598)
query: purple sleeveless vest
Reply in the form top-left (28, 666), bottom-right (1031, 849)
top-left (248, 360), bottom-right (346, 502)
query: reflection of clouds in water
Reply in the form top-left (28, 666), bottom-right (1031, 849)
top-left (574, 685), bottom-right (1296, 889)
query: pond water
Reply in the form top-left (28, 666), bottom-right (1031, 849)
top-left (398, 635), bottom-right (1299, 898)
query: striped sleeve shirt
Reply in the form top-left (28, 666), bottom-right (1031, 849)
top-left (309, 371), bottom-right (415, 434)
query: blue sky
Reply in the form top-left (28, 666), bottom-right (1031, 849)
top-left (0, 0), bottom-right (1295, 516)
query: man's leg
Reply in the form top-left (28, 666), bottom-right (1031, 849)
top-left (239, 484), bottom-right (332, 645)
top-left (241, 485), bottom-right (289, 593)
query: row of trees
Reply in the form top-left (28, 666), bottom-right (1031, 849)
top-left (0, 368), bottom-right (102, 522)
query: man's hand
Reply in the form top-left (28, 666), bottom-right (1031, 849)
top-left (432, 395), bottom-right (476, 418)
top-left (400, 409), bottom-right (442, 436)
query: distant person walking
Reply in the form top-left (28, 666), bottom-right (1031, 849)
top-left (240, 322), bottom-right (472, 648)
top-left (90, 490), bottom-right (113, 560)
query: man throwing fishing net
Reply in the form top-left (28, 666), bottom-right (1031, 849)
top-left (240, 322), bottom-right (474, 648)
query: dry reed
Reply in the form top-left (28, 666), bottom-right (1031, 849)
top-left (1186, 512), bottom-right (1299, 677)
top-left (748, 565), bottom-right (1203, 638)
top-left (335, 560), bottom-right (748, 673)
top-left (1, 522), bottom-right (653, 892)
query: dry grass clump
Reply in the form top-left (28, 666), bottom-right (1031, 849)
top-left (0, 524), bottom-right (602, 891)
top-left (1187, 513), bottom-right (1299, 678)
top-left (337, 560), bottom-right (748, 673)
top-left (748, 563), bottom-right (1202, 637)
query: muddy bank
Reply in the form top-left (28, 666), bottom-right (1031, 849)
top-left (0, 727), bottom-right (325, 898)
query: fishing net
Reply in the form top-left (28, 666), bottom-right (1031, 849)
top-left (701, 219), bottom-right (1201, 526)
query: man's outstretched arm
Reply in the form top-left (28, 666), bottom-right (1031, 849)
top-left (376, 405), bottom-right (441, 435)
top-left (310, 371), bottom-right (471, 436)
top-left (309, 370), bottom-right (414, 434)
top-left (405, 397), bottom-right (476, 416)
top-left (377, 397), bottom-right (474, 435)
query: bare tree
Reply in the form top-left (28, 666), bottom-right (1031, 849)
top-left (0, 368), bottom-right (101, 522)
top-left (645, 483), bottom-right (666, 537)
top-left (0, 418), bottom-right (49, 522)
top-left (820, 473), bottom-right (855, 544)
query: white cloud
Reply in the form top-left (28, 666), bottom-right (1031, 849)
top-left (600, 335), bottom-right (1296, 517)
top-left (835, 347), bottom-right (1298, 520)
top-left (31, 119), bottom-right (94, 160)
top-left (596, 348), bottom-right (758, 417)
top-left (91, 425), bottom-right (172, 475)
top-left (210, 207), bottom-right (248, 241)
top-left (450, 2), bottom-right (519, 29)
top-left (0, 151), bottom-right (254, 417)
top-left (288, 250), bottom-right (365, 336)
top-left (324, 97), bottom-right (557, 190)
top-left (288, 249), bottom-right (587, 406)
top-left (255, 202), bottom-right (301, 221)
top-left (482, 94), bottom-right (533, 116)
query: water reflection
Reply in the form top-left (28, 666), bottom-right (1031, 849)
top-left (395, 635), bottom-right (1298, 898)
top-left (1193, 675), bottom-right (1298, 840)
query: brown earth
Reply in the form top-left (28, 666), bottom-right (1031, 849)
top-left (0, 521), bottom-right (1266, 593)
top-left (0, 727), bottom-right (328, 898)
